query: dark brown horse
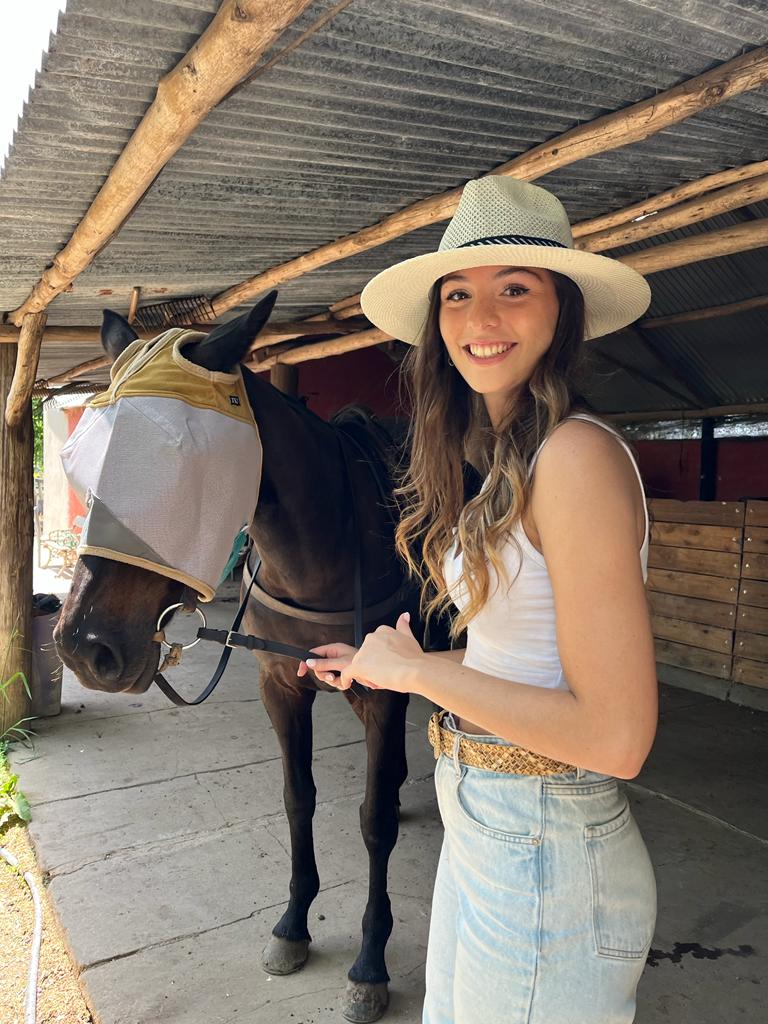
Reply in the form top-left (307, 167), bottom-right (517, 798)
top-left (54, 294), bottom-right (437, 1022)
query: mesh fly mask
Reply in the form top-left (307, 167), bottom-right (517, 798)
top-left (61, 327), bottom-right (262, 601)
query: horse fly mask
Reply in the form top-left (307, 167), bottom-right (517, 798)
top-left (61, 327), bottom-right (261, 601)
top-left (61, 326), bottom-right (387, 703)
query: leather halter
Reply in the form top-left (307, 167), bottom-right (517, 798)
top-left (152, 421), bottom-right (407, 706)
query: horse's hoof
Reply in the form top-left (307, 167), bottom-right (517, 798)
top-left (261, 935), bottom-right (310, 975)
top-left (342, 980), bottom-right (390, 1023)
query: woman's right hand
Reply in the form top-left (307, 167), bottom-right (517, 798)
top-left (297, 643), bottom-right (358, 686)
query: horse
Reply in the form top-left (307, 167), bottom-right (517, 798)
top-left (54, 292), bottom-right (439, 1023)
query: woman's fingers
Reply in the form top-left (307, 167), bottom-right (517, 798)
top-left (307, 643), bottom-right (357, 660)
top-left (305, 657), bottom-right (350, 673)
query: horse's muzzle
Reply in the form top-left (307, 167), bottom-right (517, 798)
top-left (54, 620), bottom-right (157, 694)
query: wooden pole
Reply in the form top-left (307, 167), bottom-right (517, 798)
top-left (5, 312), bottom-right (48, 429)
top-left (0, 344), bottom-right (33, 738)
top-left (245, 216), bottom-right (768, 368)
top-left (269, 363), bottom-right (299, 396)
top-left (571, 158), bottom-right (768, 238)
top-left (210, 46), bottom-right (768, 316)
top-left (42, 354), bottom-right (112, 389)
top-left (127, 286), bottom-right (142, 324)
top-left (577, 174), bottom-right (768, 252)
top-left (620, 218), bottom-right (768, 276)
top-left (7, 0), bottom-right (316, 326)
top-left (251, 327), bottom-right (391, 372)
top-left (640, 294), bottom-right (768, 330)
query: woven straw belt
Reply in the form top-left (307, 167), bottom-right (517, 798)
top-left (428, 711), bottom-right (576, 776)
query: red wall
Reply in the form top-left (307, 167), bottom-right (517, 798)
top-left (258, 346), bottom-right (405, 421)
top-left (635, 438), bottom-right (768, 501)
top-left (63, 370), bottom-right (767, 507)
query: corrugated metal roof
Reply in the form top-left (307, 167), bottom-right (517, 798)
top-left (1, 0), bottom-right (767, 415)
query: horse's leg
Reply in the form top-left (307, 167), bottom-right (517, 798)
top-left (260, 674), bottom-right (320, 976)
top-left (343, 690), bottom-right (409, 1023)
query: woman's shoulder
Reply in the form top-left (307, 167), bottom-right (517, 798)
top-left (546, 411), bottom-right (629, 453)
top-left (531, 414), bottom-right (646, 545)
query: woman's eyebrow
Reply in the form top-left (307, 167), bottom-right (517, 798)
top-left (440, 267), bottom-right (543, 288)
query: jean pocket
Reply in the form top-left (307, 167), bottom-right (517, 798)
top-left (454, 766), bottom-right (542, 844)
top-left (584, 800), bottom-right (657, 959)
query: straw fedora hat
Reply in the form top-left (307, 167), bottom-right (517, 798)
top-left (360, 176), bottom-right (651, 344)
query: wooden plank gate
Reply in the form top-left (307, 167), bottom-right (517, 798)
top-left (647, 499), bottom-right (768, 695)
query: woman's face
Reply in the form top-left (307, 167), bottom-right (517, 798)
top-left (438, 264), bottom-right (560, 421)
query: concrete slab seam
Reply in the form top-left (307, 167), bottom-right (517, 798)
top-left (626, 781), bottom-right (768, 847)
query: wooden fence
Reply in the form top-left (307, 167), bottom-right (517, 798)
top-left (647, 499), bottom-right (768, 694)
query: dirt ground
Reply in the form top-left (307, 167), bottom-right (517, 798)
top-left (0, 820), bottom-right (92, 1024)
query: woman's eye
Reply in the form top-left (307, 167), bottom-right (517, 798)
top-left (503, 284), bottom-right (529, 297)
top-left (443, 289), bottom-right (470, 302)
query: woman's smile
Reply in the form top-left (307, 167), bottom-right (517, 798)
top-left (463, 341), bottom-right (518, 364)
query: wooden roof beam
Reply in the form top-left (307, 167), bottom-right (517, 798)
top-left (578, 173), bottom-right (768, 252)
top-left (572, 158), bottom-right (768, 238)
top-left (2, 0), bottom-right (316, 423)
top-left (246, 216), bottom-right (768, 370)
top-left (7, 0), bottom-right (315, 328)
top-left (209, 46), bottom-right (768, 317)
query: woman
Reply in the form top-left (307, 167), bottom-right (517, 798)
top-left (298, 176), bottom-right (658, 1023)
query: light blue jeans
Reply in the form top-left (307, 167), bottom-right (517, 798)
top-left (423, 718), bottom-right (657, 1024)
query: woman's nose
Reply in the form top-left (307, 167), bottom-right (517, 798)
top-left (468, 297), bottom-right (501, 329)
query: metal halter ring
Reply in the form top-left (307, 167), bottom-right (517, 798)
top-left (156, 603), bottom-right (207, 650)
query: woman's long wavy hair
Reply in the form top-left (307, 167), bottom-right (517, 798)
top-left (395, 270), bottom-right (599, 641)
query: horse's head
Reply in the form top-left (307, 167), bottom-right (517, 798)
top-left (54, 291), bottom-right (277, 693)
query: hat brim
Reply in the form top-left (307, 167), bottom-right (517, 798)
top-left (360, 244), bottom-right (651, 344)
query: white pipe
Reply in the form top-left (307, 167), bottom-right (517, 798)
top-left (0, 846), bottom-right (42, 1024)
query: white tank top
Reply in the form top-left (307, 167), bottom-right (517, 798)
top-left (443, 413), bottom-right (650, 692)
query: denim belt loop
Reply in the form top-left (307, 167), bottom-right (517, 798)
top-left (576, 765), bottom-right (585, 779)
top-left (451, 732), bottom-right (462, 777)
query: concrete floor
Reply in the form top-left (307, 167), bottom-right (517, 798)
top-left (11, 585), bottom-right (768, 1024)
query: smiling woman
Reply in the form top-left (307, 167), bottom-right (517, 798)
top-left (303, 176), bottom-right (658, 1024)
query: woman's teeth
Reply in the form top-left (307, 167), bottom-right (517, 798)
top-left (467, 343), bottom-right (514, 358)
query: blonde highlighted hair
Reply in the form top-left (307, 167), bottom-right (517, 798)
top-left (394, 271), bottom-right (603, 640)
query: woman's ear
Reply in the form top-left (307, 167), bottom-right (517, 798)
top-left (185, 291), bottom-right (278, 372)
top-left (101, 309), bottom-right (139, 362)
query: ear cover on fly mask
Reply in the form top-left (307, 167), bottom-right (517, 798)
top-left (61, 327), bottom-right (262, 601)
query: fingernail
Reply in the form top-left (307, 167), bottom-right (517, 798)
top-left (403, 611), bottom-right (410, 622)
top-left (306, 659), bottom-right (316, 667)
top-left (325, 674), bottom-right (335, 683)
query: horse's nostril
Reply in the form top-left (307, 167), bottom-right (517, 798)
top-left (84, 632), bottom-right (125, 682)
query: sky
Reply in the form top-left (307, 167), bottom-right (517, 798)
top-left (0, 2), bottom-right (68, 170)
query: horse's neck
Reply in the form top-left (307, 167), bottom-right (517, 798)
top-left (242, 372), bottom-right (357, 604)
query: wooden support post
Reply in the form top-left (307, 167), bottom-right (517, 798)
top-left (269, 363), bottom-right (299, 397)
top-left (5, 312), bottom-right (48, 429)
top-left (0, 344), bottom-right (33, 737)
top-left (700, 417), bottom-right (718, 501)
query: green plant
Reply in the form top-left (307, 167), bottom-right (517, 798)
top-left (0, 754), bottom-right (31, 828)
top-left (32, 397), bottom-right (44, 479)
top-left (1, 631), bottom-right (35, 747)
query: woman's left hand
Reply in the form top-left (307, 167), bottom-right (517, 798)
top-left (328, 611), bottom-right (426, 694)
